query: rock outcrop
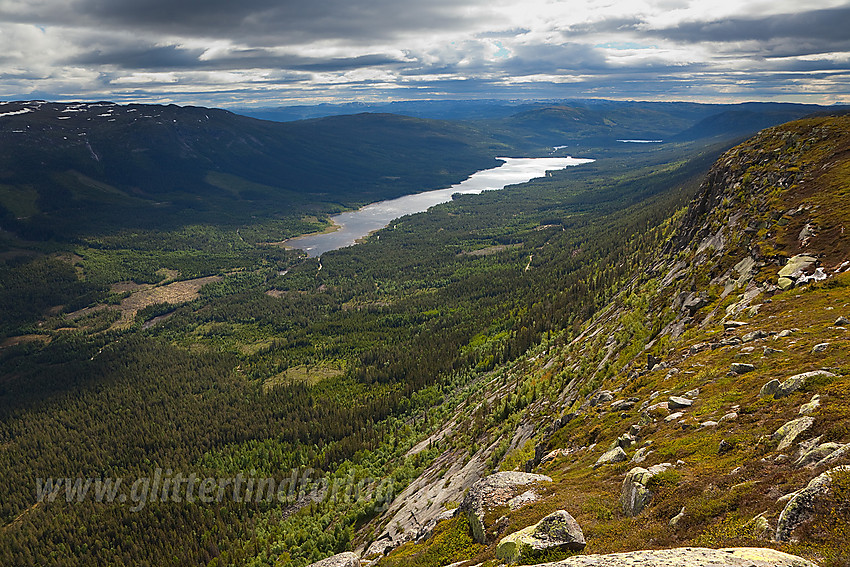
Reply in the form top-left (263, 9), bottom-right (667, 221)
top-left (306, 551), bottom-right (360, 567)
top-left (534, 547), bottom-right (817, 566)
top-left (772, 416), bottom-right (815, 451)
top-left (776, 465), bottom-right (850, 542)
top-left (459, 471), bottom-right (552, 544)
top-left (620, 463), bottom-right (673, 516)
top-left (495, 510), bottom-right (585, 563)
top-left (593, 446), bottom-right (628, 467)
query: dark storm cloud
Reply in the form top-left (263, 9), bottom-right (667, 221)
top-left (649, 7), bottom-right (850, 44)
top-left (67, 42), bottom-right (406, 72)
top-left (19, 0), bottom-right (481, 45)
top-left (68, 44), bottom-right (207, 69)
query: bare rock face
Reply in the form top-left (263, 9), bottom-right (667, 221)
top-left (306, 551), bottom-right (360, 567)
top-left (496, 510), bottom-right (585, 563)
top-left (533, 547), bottom-right (817, 566)
top-left (459, 471), bottom-right (552, 544)
top-left (362, 445), bottom-right (488, 557)
top-left (776, 465), bottom-right (850, 542)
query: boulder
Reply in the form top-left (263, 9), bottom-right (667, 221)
top-left (459, 471), bottom-right (552, 544)
top-left (531, 547), bottom-right (817, 566)
top-left (759, 379), bottom-right (781, 398)
top-left (778, 254), bottom-right (818, 279)
top-left (620, 463), bottom-right (673, 516)
top-left (730, 363), bottom-right (755, 375)
top-left (664, 411), bottom-right (685, 422)
top-left (811, 343), bottom-right (830, 354)
top-left (778, 277), bottom-right (794, 290)
top-left (775, 370), bottom-right (835, 398)
top-left (589, 390), bottom-right (614, 406)
top-left (776, 465), bottom-right (850, 541)
top-left (631, 447), bottom-right (653, 463)
top-left (306, 552), bottom-right (360, 567)
top-left (796, 441), bottom-right (843, 467)
top-left (593, 446), bottom-right (628, 468)
top-left (495, 510), bottom-right (585, 563)
top-left (772, 416), bottom-right (815, 451)
top-left (682, 294), bottom-right (708, 315)
top-left (668, 396), bottom-right (693, 410)
top-left (836, 316), bottom-right (850, 326)
top-left (724, 320), bottom-right (749, 329)
top-left (645, 401), bottom-right (670, 417)
top-left (799, 395), bottom-right (821, 416)
top-left (742, 330), bottom-right (770, 343)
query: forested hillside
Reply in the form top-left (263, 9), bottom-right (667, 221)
top-left (1, 103), bottom-right (847, 567)
top-left (357, 115), bottom-right (850, 567)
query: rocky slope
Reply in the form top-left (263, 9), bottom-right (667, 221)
top-left (337, 114), bottom-right (850, 567)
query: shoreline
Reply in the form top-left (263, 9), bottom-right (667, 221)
top-left (264, 219), bottom-right (343, 250)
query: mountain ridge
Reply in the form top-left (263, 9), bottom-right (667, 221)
top-left (352, 115), bottom-right (850, 567)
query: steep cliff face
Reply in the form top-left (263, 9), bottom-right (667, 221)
top-left (358, 115), bottom-right (850, 567)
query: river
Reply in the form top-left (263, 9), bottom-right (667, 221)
top-left (285, 156), bottom-right (594, 256)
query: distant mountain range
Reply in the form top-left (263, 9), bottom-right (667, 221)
top-left (0, 98), bottom-right (840, 240)
top-left (0, 101), bottom-right (499, 237)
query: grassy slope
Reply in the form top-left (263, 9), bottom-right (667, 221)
top-left (370, 116), bottom-right (850, 567)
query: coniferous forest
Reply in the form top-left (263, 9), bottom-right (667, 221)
top-left (2, 100), bottom-right (841, 566)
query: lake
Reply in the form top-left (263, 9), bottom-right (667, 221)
top-left (285, 156), bottom-right (594, 256)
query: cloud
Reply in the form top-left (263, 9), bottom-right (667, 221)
top-left (0, 0), bottom-right (848, 105)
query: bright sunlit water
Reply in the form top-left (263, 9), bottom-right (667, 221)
top-left (286, 156), bottom-right (594, 256)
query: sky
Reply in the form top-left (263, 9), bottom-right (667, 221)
top-left (1, 0), bottom-right (849, 108)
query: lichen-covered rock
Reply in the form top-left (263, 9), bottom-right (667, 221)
top-left (593, 446), bottom-right (628, 468)
top-left (796, 441), bottom-right (842, 467)
top-left (645, 401), bottom-right (670, 417)
top-left (589, 390), bottom-right (614, 406)
top-left (620, 463), bottom-right (673, 516)
top-left (459, 471), bottom-right (552, 544)
top-left (815, 443), bottom-right (850, 468)
top-left (496, 510), bottom-right (585, 563)
top-left (760, 379), bottom-right (781, 398)
top-left (799, 395), bottom-right (821, 416)
top-left (668, 396), bottom-right (693, 409)
top-left (776, 465), bottom-right (850, 541)
top-left (631, 446), bottom-right (653, 463)
top-left (730, 362), bottom-right (755, 374)
top-left (811, 342), bottom-right (830, 353)
top-left (778, 254), bottom-right (818, 279)
top-left (306, 551), bottom-right (360, 567)
top-left (778, 370), bottom-right (827, 397)
top-left (533, 547), bottom-right (817, 566)
top-left (772, 416), bottom-right (815, 451)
